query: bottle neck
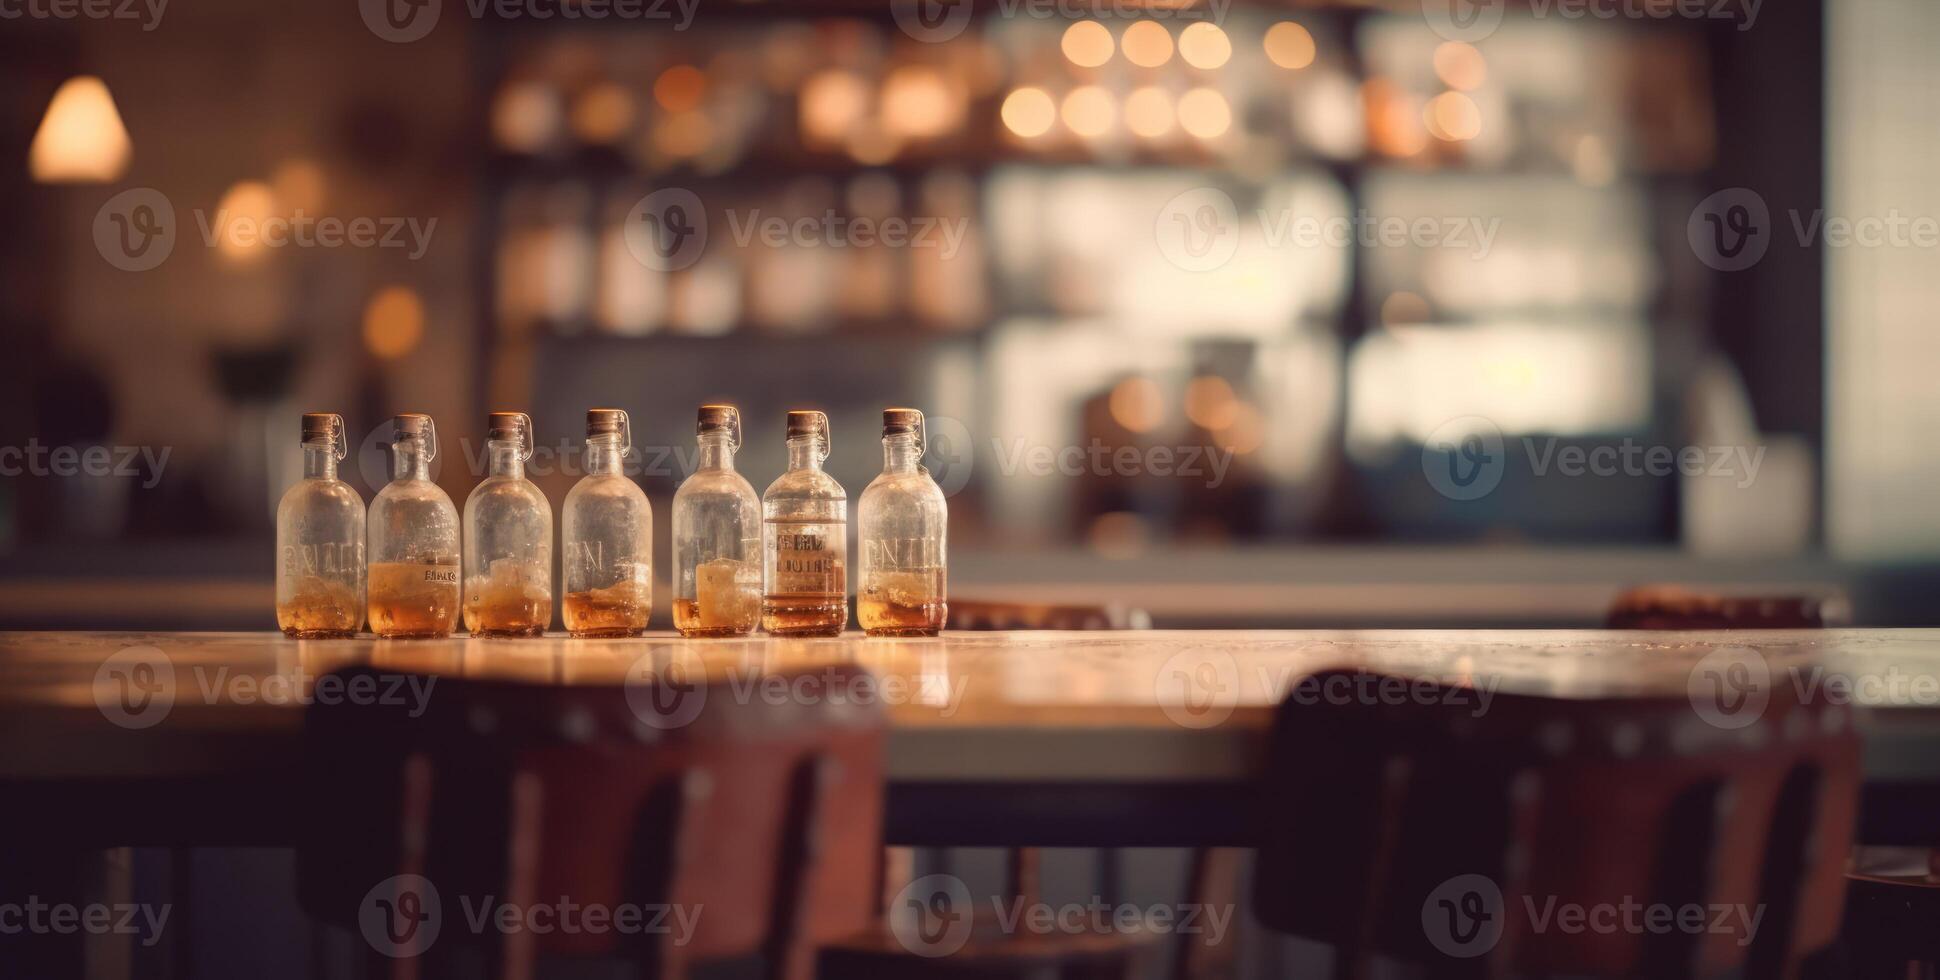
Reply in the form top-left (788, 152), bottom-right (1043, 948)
top-left (489, 439), bottom-right (525, 479)
top-left (303, 444), bottom-right (337, 480)
top-left (882, 432), bottom-right (920, 474)
top-left (697, 430), bottom-right (735, 472)
top-left (391, 437), bottom-right (431, 481)
top-left (786, 435), bottom-right (824, 472)
top-left (585, 434), bottom-right (624, 476)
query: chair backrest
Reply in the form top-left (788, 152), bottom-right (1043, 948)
top-left (297, 661), bottom-right (886, 979)
top-left (1252, 669), bottom-right (1861, 978)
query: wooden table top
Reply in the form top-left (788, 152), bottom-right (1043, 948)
top-left (5, 629), bottom-right (1940, 788)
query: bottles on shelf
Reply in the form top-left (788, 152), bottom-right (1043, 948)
top-left (761, 410), bottom-right (849, 637)
top-left (857, 409), bottom-right (948, 637)
top-left (562, 408), bottom-right (653, 638)
top-left (275, 413), bottom-right (366, 638)
top-left (673, 405), bottom-right (761, 638)
top-left (367, 414), bottom-right (462, 639)
top-left (462, 412), bottom-right (554, 638)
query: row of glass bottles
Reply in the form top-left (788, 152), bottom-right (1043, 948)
top-left (274, 407), bottom-right (946, 639)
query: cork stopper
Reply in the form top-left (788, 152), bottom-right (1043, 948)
top-left (587, 408), bottom-right (627, 437)
top-left (487, 412), bottom-right (530, 442)
top-left (393, 413), bottom-right (432, 438)
top-left (882, 408), bottom-right (923, 436)
top-left (301, 412), bottom-right (342, 443)
top-left (785, 410), bottom-right (829, 441)
top-left (697, 404), bottom-right (739, 434)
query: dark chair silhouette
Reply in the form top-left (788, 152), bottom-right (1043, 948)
top-left (1253, 669), bottom-right (1861, 978)
top-left (1606, 585), bottom-right (1851, 630)
top-left (947, 599), bottom-right (1151, 631)
top-left (297, 662), bottom-right (886, 980)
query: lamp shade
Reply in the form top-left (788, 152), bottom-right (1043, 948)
top-left (29, 76), bottom-right (132, 183)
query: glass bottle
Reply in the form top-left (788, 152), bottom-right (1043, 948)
top-left (463, 412), bottom-right (553, 637)
top-left (562, 408), bottom-right (652, 637)
top-left (367, 414), bottom-right (461, 639)
top-left (275, 413), bottom-right (365, 638)
top-left (761, 410), bottom-right (848, 636)
top-left (858, 408), bottom-right (947, 636)
top-left (672, 405), bottom-right (761, 637)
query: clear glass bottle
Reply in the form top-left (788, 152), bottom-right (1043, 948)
top-left (463, 412), bottom-right (553, 638)
top-left (673, 405), bottom-right (761, 637)
top-left (276, 413), bottom-right (365, 638)
top-left (858, 408), bottom-right (947, 636)
top-left (367, 414), bottom-right (461, 639)
top-left (562, 408), bottom-right (652, 637)
top-left (761, 410), bottom-right (848, 636)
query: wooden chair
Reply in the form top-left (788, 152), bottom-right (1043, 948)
top-left (1606, 585), bottom-right (1851, 630)
top-left (1841, 848), bottom-right (1940, 977)
top-left (296, 663), bottom-right (886, 980)
top-left (1253, 669), bottom-right (1862, 978)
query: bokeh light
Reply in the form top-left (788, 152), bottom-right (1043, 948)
top-left (1185, 375), bottom-right (1240, 430)
top-left (1426, 91), bottom-right (1482, 141)
top-left (1121, 21), bottom-right (1174, 68)
top-left (883, 65), bottom-right (961, 140)
top-left (1109, 376), bottom-right (1164, 433)
top-left (1178, 23), bottom-right (1232, 70)
top-left (1433, 42), bottom-right (1488, 92)
top-left (1001, 87), bottom-right (1056, 138)
top-left (1125, 86), bottom-right (1175, 139)
top-left (1061, 86), bottom-right (1116, 138)
top-left (1061, 21), bottom-right (1115, 68)
top-left (1263, 22), bottom-right (1316, 70)
top-left (362, 286), bottom-right (425, 361)
top-left (1178, 87), bottom-right (1231, 140)
top-left (653, 65), bottom-right (707, 113)
top-left (571, 82), bottom-right (634, 144)
top-left (800, 69), bottom-right (868, 147)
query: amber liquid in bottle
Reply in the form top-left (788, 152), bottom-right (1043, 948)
top-left (368, 561), bottom-right (462, 638)
top-left (761, 412), bottom-right (847, 637)
top-left (563, 581), bottom-right (652, 638)
top-left (367, 414), bottom-right (462, 639)
top-left (857, 410), bottom-right (947, 637)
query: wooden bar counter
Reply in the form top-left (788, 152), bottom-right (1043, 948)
top-left (2, 630), bottom-right (1938, 846)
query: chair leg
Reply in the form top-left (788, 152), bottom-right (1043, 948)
top-left (1172, 848), bottom-right (1242, 980)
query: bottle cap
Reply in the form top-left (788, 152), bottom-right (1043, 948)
top-left (786, 410), bottom-right (831, 460)
top-left (697, 404), bottom-right (741, 451)
top-left (587, 408), bottom-right (632, 453)
top-left (882, 407), bottom-right (925, 454)
top-left (302, 413), bottom-right (347, 459)
top-left (393, 413), bottom-right (438, 460)
top-left (488, 411), bottom-right (535, 459)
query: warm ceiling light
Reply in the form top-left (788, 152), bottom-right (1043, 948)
top-left (1433, 42), bottom-right (1488, 92)
top-left (1125, 86), bottom-right (1175, 139)
top-left (1120, 21), bottom-right (1174, 68)
top-left (1263, 21), bottom-right (1316, 71)
top-left (800, 69), bottom-right (868, 148)
top-left (214, 180), bottom-right (279, 265)
top-left (1426, 91), bottom-right (1482, 141)
top-left (1060, 21), bottom-right (1115, 68)
top-left (362, 286), bottom-right (426, 361)
top-left (1000, 87), bottom-right (1056, 139)
top-left (571, 83), bottom-right (635, 145)
top-left (883, 65), bottom-right (961, 140)
top-left (1060, 86), bottom-right (1116, 139)
top-left (654, 65), bottom-right (707, 113)
top-left (1178, 23), bottom-right (1232, 70)
top-left (29, 76), bottom-right (132, 183)
top-left (1177, 87), bottom-right (1231, 140)
top-left (1108, 377), bottom-right (1164, 433)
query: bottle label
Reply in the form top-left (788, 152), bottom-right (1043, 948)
top-left (862, 537), bottom-right (940, 572)
top-left (282, 540), bottom-right (364, 579)
top-left (765, 520), bottom-right (845, 596)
